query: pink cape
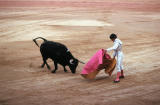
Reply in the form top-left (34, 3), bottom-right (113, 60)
top-left (81, 49), bottom-right (114, 79)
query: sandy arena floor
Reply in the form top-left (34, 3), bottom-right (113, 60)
top-left (0, 0), bottom-right (160, 105)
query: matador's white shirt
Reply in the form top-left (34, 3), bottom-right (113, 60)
top-left (106, 38), bottom-right (123, 57)
top-left (106, 38), bottom-right (124, 71)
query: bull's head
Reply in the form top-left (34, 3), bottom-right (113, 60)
top-left (69, 58), bottom-right (79, 74)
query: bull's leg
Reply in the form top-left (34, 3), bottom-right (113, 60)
top-left (63, 66), bottom-right (67, 72)
top-left (52, 61), bottom-right (58, 73)
top-left (45, 61), bottom-right (51, 70)
top-left (41, 62), bottom-right (45, 68)
top-left (41, 57), bottom-right (46, 68)
top-left (41, 57), bottom-right (51, 70)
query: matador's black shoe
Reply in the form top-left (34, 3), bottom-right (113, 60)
top-left (119, 75), bottom-right (125, 79)
top-left (113, 79), bottom-right (120, 83)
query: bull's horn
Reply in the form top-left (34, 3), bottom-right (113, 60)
top-left (69, 59), bottom-right (74, 64)
top-left (78, 60), bottom-right (85, 64)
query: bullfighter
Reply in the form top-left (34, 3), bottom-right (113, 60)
top-left (106, 33), bottom-right (124, 83)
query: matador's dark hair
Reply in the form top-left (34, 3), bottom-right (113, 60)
top-left (110, 33), bottom-right (117, 39)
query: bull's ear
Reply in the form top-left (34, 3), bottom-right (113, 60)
top-left (69, 59), bottom-right (74, 64)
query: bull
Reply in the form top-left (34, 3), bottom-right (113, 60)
top-left (33, 37), bottom-right (84, 74)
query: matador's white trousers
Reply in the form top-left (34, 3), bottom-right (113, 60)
top-left (116, 51), bottom-right (124, 72)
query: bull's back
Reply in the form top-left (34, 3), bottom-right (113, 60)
top-left (40, 41), bottom-right (68, 57)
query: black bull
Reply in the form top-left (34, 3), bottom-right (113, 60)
top-left (33, 37), bottom-right (84, 74)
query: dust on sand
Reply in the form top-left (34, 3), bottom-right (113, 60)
top-left (0, 0), bottom-right (160, 105)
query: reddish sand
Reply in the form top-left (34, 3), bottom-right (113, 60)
top-left (0, 0), bottom-right (160, 12)
top-left (0, 0), bottom-right (160, 105)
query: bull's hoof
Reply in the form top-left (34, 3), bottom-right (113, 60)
top-left (41, 65), bottom-right (44, 68)
top-left (47, 66), bottom-right (51, 70)
top-left (64, 70), bottom-right (68, 72)
top-left (51, 70), bottom-right (56, 73)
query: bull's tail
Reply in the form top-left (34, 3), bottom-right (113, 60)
top-left (33, 37), bottom-right (47, 47)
